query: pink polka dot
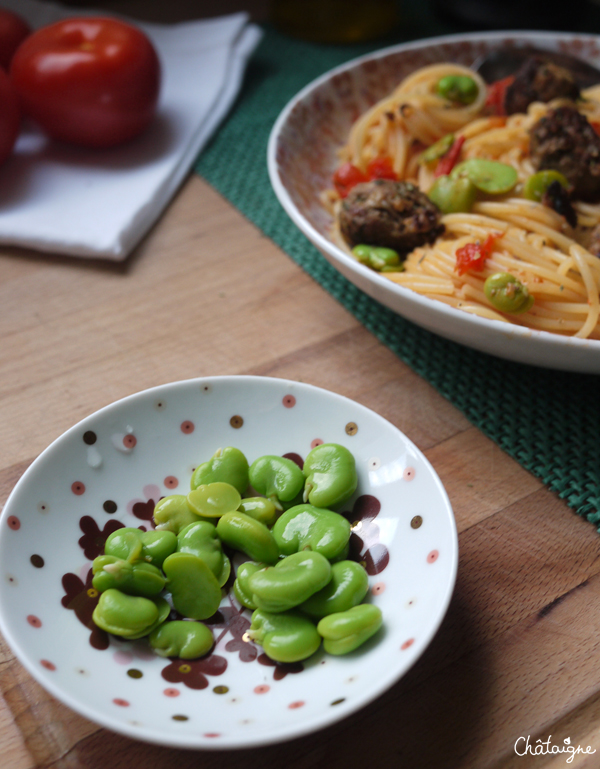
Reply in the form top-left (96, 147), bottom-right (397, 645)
top-left (164, 688), bottom-right (180, 698)
top-left (40, 660), bottom-right (55, 671)
top-left (204, 733), bottom-right (221, 739)
top-left (113, 651), bottom-right (134, 665)
top-left (7, 516), bottom-right (20, 531)
top-left (427, 550), bottom-right (439, 564)
top-left (401, 639), bottom-right (415, 651)
top-left (254, 685), bottom-right (270, 694)
top-left (123, 434), bottom-right (137, 449)
top-left (71, 481), bottom-right (85, 495)
top-left (288, 701), bottom-right (305, 709)
top-left (27, 615), bottom-right (41, 628)
top-left (113, 698), bottom-right (130, 707)
top-left (403, 466), bottom-right (416, 481)
top-left (180, 421), bottom-right (195, 434)
top-left (372, 582), bottom-right (386, 596)
top-left (164, 476), bottom-right (179, 489)
top-left (282, 395), bottom-right (296, 408)
top-left (310, 438), bottom-right (323, 449)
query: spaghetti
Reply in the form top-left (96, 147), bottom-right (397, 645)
top-left (329, 62), bottom-right (600, 339)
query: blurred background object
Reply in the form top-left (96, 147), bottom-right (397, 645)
top-left (39, 0), bottom-right (600, 36)
top-left (269, 0), bottom-right (400, 43)
top-left (431, 0), bottom-right (584, 30)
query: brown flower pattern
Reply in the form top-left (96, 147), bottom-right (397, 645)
top-left (257, 653), bottom-right (304, 680)
top-left (161, 655), bottom-right (228, 690)
top-left (61, 568), bottom-right (108, 650)
top-left (206, 603), bottom-right (257, 663)
top-left (131, 498), bottom-right (155, 525)
top-left (343, 495), bottom-right (390, 575)
top-left (78, 516), bottom-right (125, 561)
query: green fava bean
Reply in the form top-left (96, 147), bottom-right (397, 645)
top-left (523, 170), bottom-right (570, 201)
top-left (436, 74), bottom-right (478, 105)
top-left (352, 243), bottom-right (375, 266)
top-left (303, 443), bottom-right (357, 509)
top-left (351, 244), bottom-right (402, 272)
top-left (248, 551), bottom-right (332, 613)
top-left (317, 604), bottom-right (383, 655)
top-left (92, 589), bottom-right (168, 639)
top-left (105, 528), bottom-right (177, 569)
top-left (191, 446), bottom-right (249, 494)
top-left (177, 520), bottom-right (231, 587)
top-left (330, 540), bottom-right (350, 563)
top-left (104, 527), bottom-right (145, 562)
top-left (484, 272), bottom-right (534, 314)
top-left (232, 561), bottom-right (267, 610)
top-left (300, 560), bottom-right (369, 619)
top-left (450, 158), bottom-right (518, 195)
top-left (419, 132), bottom-right (455, 165)
top-left (216, 511), bottom-right (279, 564)
top-left (149, 620), bottom-right (214, 659)
top-left (187, 482), bottom-right (241, 518)
top-left (237, 497), bottom-right (278, 526)
top-left (249, 609), bottom-right (321, 663)
top-left (428, 175), bottom-right (477, 214)
top-left (153, 494), bottom-right (201, 535)
top-left (248, 455), bottom-right (305, 510)
top-left (137, 530), bottom-right (178, 568)
top-left (162, 552), bottom-right (222, 620)
top-left (92, 555), bottom-right (165, 597)
top-left (273, 504), bottom-right (351, 561)
top-left (279, 488), bottom-right (306, 511)
top-left (127, 596), bottom-right (171, 639)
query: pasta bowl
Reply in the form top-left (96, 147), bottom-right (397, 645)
top-left (0, 376), bottom-right (457, 749)
top-left (267, 30), bottom-right (600, 373)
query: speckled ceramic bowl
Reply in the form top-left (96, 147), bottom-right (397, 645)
top-left (268, 31), bottom-right (600, 373)
top-left (0, 376), bottom-right (457, 749)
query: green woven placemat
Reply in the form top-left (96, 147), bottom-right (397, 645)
top-left (195, 16), bottom-right (600, 528)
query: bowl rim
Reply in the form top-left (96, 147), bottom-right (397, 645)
top-left (267, 29), bottom-right (600, 364)
top-left (0, 375), bottom-right (459, 750)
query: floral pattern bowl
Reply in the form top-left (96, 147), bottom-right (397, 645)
top-left (0, 376), bottom-right (457, 749)
top-left (267, 31), bottom-right (600, 373)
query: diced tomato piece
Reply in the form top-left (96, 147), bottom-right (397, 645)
top-left (366, 156), bottom-right (397, 180)
top-left (485, 76), bottom-right (515, 117)
top-left (333, 162), bottom-right (367, 198)
top-left (455, 232), bottom-right (502, 275)
top-left (434, 135), bottom-right (465, 177)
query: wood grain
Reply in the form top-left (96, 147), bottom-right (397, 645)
top-left (2, 128), bottom-right (600, 769)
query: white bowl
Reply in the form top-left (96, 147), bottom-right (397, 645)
top-left (267, 30), bottom-right (600, 373)
top-left (0, 376), bottom-right (457, 749)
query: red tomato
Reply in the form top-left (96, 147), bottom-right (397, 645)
top-left (0, 67), bottom-right (20, 164)
top-left (366, 156), bottom-right (397, 180)
top-left (485, 76), bottom-right (515, 117)
top-left (10, 17), bottom-right (160, 149)
top-left (455, 233), bottom-right (502, 276)
top-left (333, 162), bottom-right (367, 197)
top-left (434, 135), bottom-right (465, 177)
top-left (0, 9), bottom-right (31, 71)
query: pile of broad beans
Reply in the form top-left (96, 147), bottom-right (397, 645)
top-left (91, 444), bottom-right (383, 663)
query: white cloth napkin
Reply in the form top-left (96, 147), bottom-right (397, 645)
top-left (0, 0), bottom-right (262, 259)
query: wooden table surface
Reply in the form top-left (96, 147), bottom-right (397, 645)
top-left (3, 3), bottom-right (600, 768)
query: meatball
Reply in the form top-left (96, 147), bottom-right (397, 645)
top-left (339, 179), bottom-right (445, 253)
top-left (504, 56), bottom-right (580, 115)
top-left (529, 106), bottom-right (600, 201)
